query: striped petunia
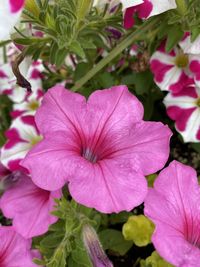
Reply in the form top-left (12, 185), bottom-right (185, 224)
top-left (150, 41), bottom-right (200, 93)
top-left (164, 82), bottom-right (200, 142)
top-left (121, 0), bottom-right (177, 29)
top-left (1, 115), bottom-right (42, 171)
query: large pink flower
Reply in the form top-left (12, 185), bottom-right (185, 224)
top-left (21, 85), bottom-right (171, 213)
top-left (0, 171), bottom-right (60, 238)
top-left (121, 0), bottom-right (177, 29)
top-left (164, 83), bottom-right (200, 142)
top-left (144, 161), bottom-right (200, 267)
top-left (0, 226), bottom-right (39, 266)
top-left (0, 0), bottom-right (25, 40)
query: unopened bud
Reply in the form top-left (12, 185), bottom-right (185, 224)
top-left (82, 224), bottom-right (113, 267)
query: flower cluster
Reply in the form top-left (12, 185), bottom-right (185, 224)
top-left (0, 1), bottom-right (200, 266)
top-left (0, 43), bottom-right (59, 265)
top-left (150, 34), bottom-right (200, 143)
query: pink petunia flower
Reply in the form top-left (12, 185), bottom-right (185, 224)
top-left (144, 160), bottom-right (200, 267)
top-left (0, 226), bottom-right (40, 266)
top-left (121, 0), bottom-right (177, 29)
top-left (1, 115), bottom-right (42, 171)
top-left (0, 171), bottom-right (61, 238)
top-left (150, 42), bottom-right (198, 93)
top-left (0, 0), bottom-right (25, 40)
top-left (21, 85), bottom-right (171, 213)
top-left (163, 82), bottom-right (200, 142)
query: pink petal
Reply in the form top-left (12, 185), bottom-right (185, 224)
top-left (9, 0), bottom-right (25, 13)
top-left (0, 226), bottom-right (39, 266)
top-left (0, 174), bottom-right (60, 238)
top-left (69, 158), bottom-right (147, 213)
top-left (144, 161), bottom-right (200, 266)
top-left (167, 106), bottom-right (196, 131)
top-left (110, 121), bottom-right (172, 175)
top-left (124, 7), bottom-right (135, 29)
top-left (21, 131), bottom-right (81, 190)
top-left (35, 85), bottom-right (86, 136)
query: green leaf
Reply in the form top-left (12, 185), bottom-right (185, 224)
top-left (165, 25), bottom-right (184, 52)
top-left (140, 251), bottom-right (174, 267)
top-left (122, 71), bottom-right (153, 95)
top-left (109, 212), bottom-right (132, 225)
top-left (191, 143), bottom-right (200, 153)
top-left (69, 40), bottom-right (85, 58)
top-left (146, 174), bottom-right (157, 187)
top-left (96, 72), bottom-right (115, 88)
top-left (74, 62), bottom-right (92, 81)
top-left (71, 239), bottom-right (92, 267)
top-left (99, 229), bottom-right (133, 256)
top-left (40, 232), bottom-right (64, 248)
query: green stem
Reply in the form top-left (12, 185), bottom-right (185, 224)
top-left (71, 17), bottom-right (160, 92)
top-left (175, 0), bottom-right (187, 15)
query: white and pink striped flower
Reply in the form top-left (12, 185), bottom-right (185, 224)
top-left (121, 0), bottom-right (177, 29)
top-left (164, 83), bottom-right (200, 142)
top-left (11, 89), bottom-right (44, 118)
top-left (0, 59), bottom-right (44, 103)
top-left (0, 0), bottom-right (25, 40)
top-left (179, 32), bottom-right (200, 55)
top-left (1, 115), bottom-right (42, 171)
top-left (150, 41), bottom-right (200, 93)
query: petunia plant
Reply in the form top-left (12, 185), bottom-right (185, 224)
top-left (0, 0), bottom-right (199, 267)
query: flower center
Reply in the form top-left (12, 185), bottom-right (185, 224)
top-left (28, 100), bottom-right (40, 111)
top-left (30, 135), bottom-right (43, 146)
top-left (175, 53), bottom-right (189, 68)
top-left (82, 148), bottom-right (98, 163)
top-left (196, 98), bottom-right (200, 107)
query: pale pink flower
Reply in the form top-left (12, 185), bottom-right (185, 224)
top-left (0, 226), bottom-right (40, 266)
top-left (144, 160), bottom-right (200, 267)
top-left (0, 0), bottom-right (25, 40)
top-left (150, 42), bottom-right (198, 93)
top-left (21, 85), bottom-right (171, 213)
top-left (1, 115), bottom-right (42, 171)
top-left (0, 171), bottom-right (60, 238)
top-left (121, 0), bottom-right (177, 29)
top-left (164, 82), bottom-right (200, 142)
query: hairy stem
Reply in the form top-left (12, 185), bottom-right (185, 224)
top-left (175, 0), bottom-right (187, 15)
top-left (71, 17), bottom-right (160, 91)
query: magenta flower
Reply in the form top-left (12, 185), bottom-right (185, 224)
top-left (0, 226), bottom-right (40, 266)
top-left (121, 0), bottom-right (177, 29)
top-left (164, 82), bottom-right (200, 142)
top-left (21, 85), bottom-right (171, 213)
top-left (150, 41), bottom-right (198, 93)
top-left (0, 171), bottom-right (60, 238)
top-left (144, 160), bottom-right (200, 267)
